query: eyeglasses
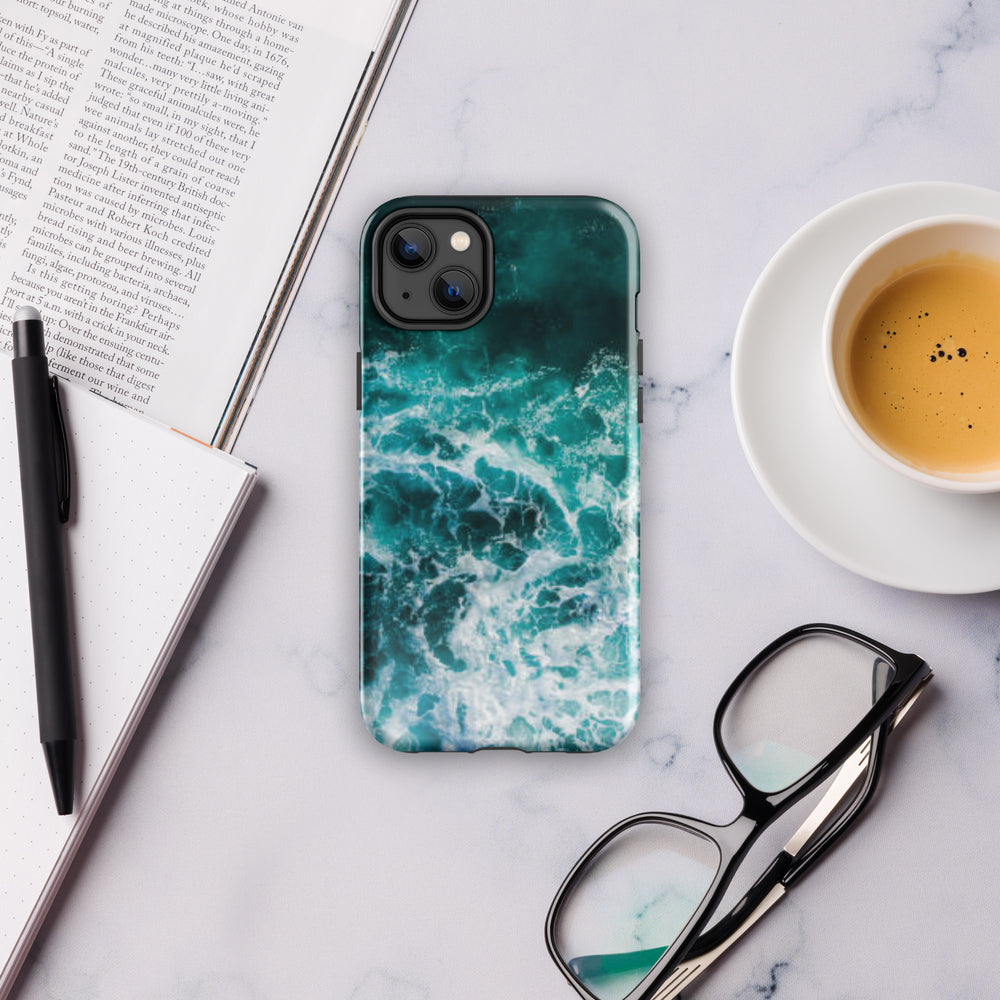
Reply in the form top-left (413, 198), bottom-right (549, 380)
top-left (545, 623), bottom-right (932, 1000)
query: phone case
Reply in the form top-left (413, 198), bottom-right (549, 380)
top-left (360, 196), bottom-right (640, 751)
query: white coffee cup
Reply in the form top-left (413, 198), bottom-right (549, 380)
top-left (823, 214), bottom-right (1000, 493)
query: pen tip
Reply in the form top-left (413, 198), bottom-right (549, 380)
top-left (13, 305), bottom-right (41, 324)
top-left (43, 740), bottom-right (75, 815)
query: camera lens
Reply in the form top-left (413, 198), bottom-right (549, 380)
top-left (432, 269), bottom-right (478, 312)
top-left (389, 226), bottom-right (434, 269)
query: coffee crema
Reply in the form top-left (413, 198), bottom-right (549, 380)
top-left (846, 253), bottom-right (1000, 475)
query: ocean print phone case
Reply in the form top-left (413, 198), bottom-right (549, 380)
top-left (360, 196), bottom-right (640, 751)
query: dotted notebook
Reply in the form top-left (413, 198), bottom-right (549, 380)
top-left (0, 371), bottom-right (256, 996)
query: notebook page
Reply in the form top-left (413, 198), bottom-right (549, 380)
top-left (0, 371), bottom-right (256, 993)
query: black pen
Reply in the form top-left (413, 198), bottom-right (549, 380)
top-left (11, 306), bottom-right (76, 815)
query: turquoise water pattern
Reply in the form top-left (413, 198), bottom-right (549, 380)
top-left (361, 198), bottom-right (640, 751)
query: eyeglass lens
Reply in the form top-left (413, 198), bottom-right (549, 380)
top-left (552, 821), bottom-right (721, 1000)
top-left (719, 633), bottom-right (895, 793)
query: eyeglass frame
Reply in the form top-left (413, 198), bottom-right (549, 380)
top-left (544, 622), bottom-right (933, 1000)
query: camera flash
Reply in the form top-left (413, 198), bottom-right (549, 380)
top-left (450, 230), bottom-right (471, 252)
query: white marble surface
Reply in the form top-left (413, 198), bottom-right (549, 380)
top-left (13, 0), bottom-right (1000, 997)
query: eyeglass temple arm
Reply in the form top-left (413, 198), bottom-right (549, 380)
top-left (787, 669), bottom-right (932, 884)
top-left (680, 674), bottom-right (929, 972)
top-left (647, 882), bottom-right (785, 1000)
top-left (676, 727), bottom-right (884, 975)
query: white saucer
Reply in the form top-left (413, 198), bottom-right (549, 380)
top-left (732, 182), bottom-right (1000, 593)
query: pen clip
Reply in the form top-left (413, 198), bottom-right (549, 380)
top-left (49, 376), bottom-right (71, 523)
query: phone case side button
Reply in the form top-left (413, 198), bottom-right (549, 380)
top-left (637, 385), bottom-right (643, 424)
top-left (357, 351), bottom-right (362, 411)
top-left (637, 337), bottom-right (643, 375)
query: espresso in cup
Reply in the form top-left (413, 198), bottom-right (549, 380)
top-left (846, 254), bottom-right (1000, 475)
top-left (825, 216), bottom-right (1000, 492)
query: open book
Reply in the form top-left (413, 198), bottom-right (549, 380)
top-left (0, 372), bottom-right (257, 997)
top-left (1, 0), bottom-right (416, 448)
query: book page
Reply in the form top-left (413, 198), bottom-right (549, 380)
top-left (0, 0), bottom-right (393, 442)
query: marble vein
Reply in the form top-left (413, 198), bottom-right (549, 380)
top-left (850, 0), bottom-right (996, 159)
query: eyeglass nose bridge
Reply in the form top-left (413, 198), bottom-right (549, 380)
top-left (731, 780), bottom-right (781, 823)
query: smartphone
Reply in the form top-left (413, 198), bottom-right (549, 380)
top-left (359, 196), bottom-right (640, 752)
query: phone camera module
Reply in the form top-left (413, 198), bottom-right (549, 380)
top-left (373, 208), bottom-right (493, 329)
top-left (390, 226), bottom-right (434, 269)
top-left (432, 269), bottom-right (478, 312)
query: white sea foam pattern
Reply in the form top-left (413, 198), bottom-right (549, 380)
top-left (361, 342), bottom-right (639, 751)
